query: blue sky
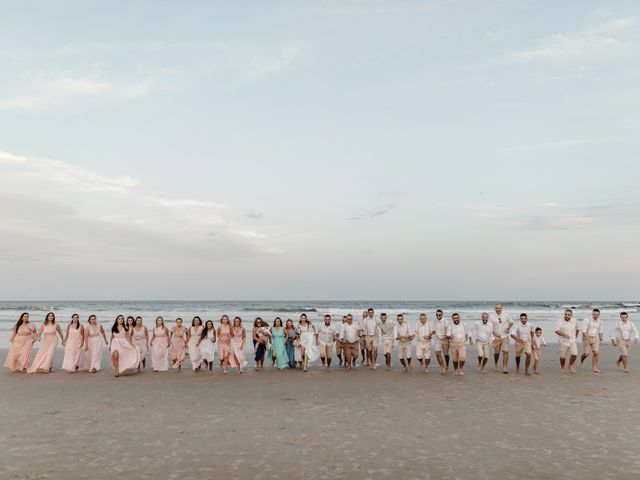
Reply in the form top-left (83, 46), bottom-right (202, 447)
top-left (0, 0), bottom-right (639, 300)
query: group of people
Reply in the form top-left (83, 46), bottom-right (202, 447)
top-left (4, 305), bottom-right (638, 377)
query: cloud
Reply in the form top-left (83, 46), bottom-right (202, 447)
top-left (303, 0), bottom-right (450, 16)
top-left (507, 16), bottom-right (638, 62)
top-left (237, 43), bottom-right (305, 82)
top-left (348, 204), bottom-right (397, 220)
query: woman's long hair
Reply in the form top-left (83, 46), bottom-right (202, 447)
top-left (273, 317), bottom-right (283, 328)
top-left (201, 320), bottom-right (214, 340)
top-left (70, 313), bottom-right (80, 329)
top-left (192, 316), bottom-right (202, 327)
top-left (12, 312), bottom-right (29, 333)
top-left (111, 315), bottom-right (125, 334)
top-left (44, 312), bottom-right (56, 325)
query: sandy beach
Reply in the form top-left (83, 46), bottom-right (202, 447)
top-left (2, 345), bottom-right (640, 479)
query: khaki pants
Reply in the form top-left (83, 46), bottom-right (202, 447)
top-left (435, 337), bottom-right (449, 354)
top-left (345, 341), bottom-right (358, 362)
top-left (450, 342), bottom-right (467, 362)
top-left (476, 341), bottom-right (490, 358)
top-left (318, 342), bottom-right (333, 358)
top-left (336, 341), bottom-right (346, 355)
top-left (364, 334), bottom-right (378, 350)
top-left (397, 340), bottom-right (412, 360)
top-left (618, 339), bottom-right (631, 356)
top-left (515, 340), bottom-right (532, 356)
top-left (492, 337), bottom-right (509, 353)
top-left (382, 339), bottom-right (393, 354)
top-left (583, 336), bottom-right (600, 354)
top-left (559, 343), bottom-right (578, 359)
top-left (415, 340), bottom-right (431, 360)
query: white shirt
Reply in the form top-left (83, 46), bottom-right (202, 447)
top-left (446, 322), bottom-right (470, 343)
top-left (490, 312), bottom-right (512, 339)
top-left (317, 324), bottom-right (336, 344)
top-left (533, 334), bottom-right (546, 349)
top-left (475, 320), bottom-right (493, 342)
top-left (511, 321), bottom-right (533, 342)
top-left (379, 320), bottom-right (396, 341)
top-left (395, 322), bottom-right (413, 341)
top-left (616, 321), bottom-right (639, 341)
top-left (340, 323), bottom-right (360, 343)
top-left (415, 320), bottom-right (433, 342)
top-left (582, 317), bottom-right (603, 338)
top-left (433, 317), bottom-right (449, 339)
top-left (361, 316), bottom-right (378, 336)
top-left (555, 318), bottom-right (579, 346)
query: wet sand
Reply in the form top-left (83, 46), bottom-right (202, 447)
top-left (2, 345), bottom-right (640, 479)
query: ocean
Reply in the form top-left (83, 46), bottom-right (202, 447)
top-left (1, 300), bottom-right (638, 348)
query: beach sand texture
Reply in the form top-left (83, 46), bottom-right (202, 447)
top-left (1, 346), bottom-right (639, 479)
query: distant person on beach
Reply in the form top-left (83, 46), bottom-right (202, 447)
top-left (446, 313), bottom-right (471, 376)
top-left (339, 314), bottom-right (360, 371)
top-left (150, 316), bottom-right (170, 372)
top-left (554, 309), bottom-right (580, 373)
top-left (474, 312), bottom-right (492, 373)
top-left (61, 314), bottom-right (84, 373)
top-left (297, 314), bottom-right (319, 372)
top-left (580, 308), bottom-right (603, 373)
top-left (217, 315), bottom-right (232, 374)
top-left (336, 316), bottom-right (347, 367)
top-left (491, 304), bottom-right (513, 374)
top-left (253, 318), bottom-right (271, 371)
top-left (359, 311), bottom-right (368, 366)
top-left (532, 327), bottom-right (546, 374)
top-left (132, 317), bottom-right (148, 371)
top-left (28, 312), bottom-right (64, 374)
top-left (415, 313), bottom-right (434, 373)
top-left (188, 317), bottom-right (203, 372)
top-left (434, 309), bottom-right (450, 374)
top-left (170, 318), bottom-right (188, 370)
top-left (378, 312), bottom-right (395, 369)
top-left (4, 312), bottom-right (36, 372)
top-left (396, 314), bottom-right (414, 372)
top-left (361, 308), bottom-right (379, 369)
top-left (284, 319), bottom-right (298, 369)
top-left (613, 312), bottom-right (639, 373)
top-left (511, 313), bottom-right (534, 375)
top-left (317, 314), bottom-right (337, 369)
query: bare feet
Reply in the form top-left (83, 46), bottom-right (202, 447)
top-left (569, 366), bottom-right (577, 373)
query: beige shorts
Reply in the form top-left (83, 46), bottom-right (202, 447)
top-left (492, 337), bottom-right (509, 353)
top-left (365, 334), bottom-right (378, 350)
top-left (559, 343), bottom-right (578, 359)
top-left (359, 337), bottom-right (366, 349)
top-left (583, 336), bottom-right (600, 354)
top-left (476, 341), bottom-right (490, 358)
top-left (435, 337), bottom-right (449, 354)
top-left (398, 340), bottom-right (412, 360)
top-left (318, 342), bottom-right (333, 358)
top-left (345, 341), bottom-right (358, 359)
top-left (415, 340), bottom-right (432, 360)
top-left (382, 338), bottom-right (393, 355)
top-left (336, 341), bottom-right (346, 353)
top-left (450, 342), bottom-right (467, 362)
top-left (515, 340), bottom-right (532, 356)
top-left (618, 339), bottom-right (630, 356)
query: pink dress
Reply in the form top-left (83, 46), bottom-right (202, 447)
top-left (61, 326), bottom-right (83, 371)
top-left (4, 322), bottom-right (36, 372)
top-left (28, 324), bottom-right (58, 373)
top-left (151, 327), bottom-right (169, 372)
top-left (110, 329), bottom-right (141, 373)
top-left (188, 326), bottom-right (203, 371)
top-left (229, 327), bottom-right (248, 368)
top-left (132, 327), bottom-right (147, 366)
top-left (170, 326), bottom-right (187, 368)
top-left (218, 325), bottom-right (231, 359)
top-left (84, 324), bottom-right (103, 371)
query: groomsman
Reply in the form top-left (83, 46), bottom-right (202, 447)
top-left (336, 315), bottom-right (347, 367)
top-left (491, 304), bottom-right (513, 374)
top-left (510, 313), bottom-right (534, 375)
top-left (339, 314), bottom-right (361, 371)
top-left (614, 312), bottom-right (639, 373)
top-left (446, 313), bottom-right (471, 376)
top-left (579, 308), bottom-right (603, 373)
top-left (378, 312), bottom-right (395, 369)
top-left (395, 314), bottom-right (414, 372)
top-left (474, 312), bottom-right (493, 372)
top-left (359, 311), bottom-right (368, 366)
top-left (415, 313), bottom-right (435, 372)
top-left (433, 309), bottom-right (450, 374)
top-left (554, 309), bottom-right (580, 373)
top-left (361, 308), bottom-right (379, 369)
top-left (317, 314), bottom-right (337, 370)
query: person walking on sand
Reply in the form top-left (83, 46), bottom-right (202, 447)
top-left (362, 308), bottom-right (379, 369)
top-left (4, 312), bottom-right (37, 372)
top-left (170, 318), bottom-right (188, 370)
top-left (396, 314), bottom-right (414, 372)
top-left (613, 312), bottom-right (639, 373)
top-left (28, 312), bottom-right (65, 374)
top-left (474, 312), bottom-right (493, 373)
top-left (415, 313), bottom-right (434, 373)
top-left (317, 314), bottom-right (337, 370)
top-left (339, 314), bottom-right (361, 371)
top-left (378, 312), bottom-right (395, 370)
top-left (532, 327), bottom-right (546, 374)
top-left (336, 316), bottom-right (348, 367)
top-left (491, 304), bottom-right (513, 374)
top-left (554, 309), bottom-right (580, 373)
top-left (511, 313), bottom-right (534, 375)
top-left (150, 316), bottom-right (170, 372)
top-left (579, 308), bottom-right (603, 373)
top-left (433, 309), bottom-right (450, 374)
top-left (358, 311), bottom-right (368, 366)
top-left (61, 314), bottom-right (84, 373)
top-left (446, 313), bottom-right (471, 376)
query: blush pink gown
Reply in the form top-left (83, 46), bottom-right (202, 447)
top-left (61, 326), bottom-right (83, 371)
top-left (4, 322), bottom-right (36, 371)
top-left (84, 324), bottom-right (103, 371)
top-left (132, 327), bottom-right (147, 367)
top-left (110, 329), bottom-right (141, 373)
top-left (218, 325), bottom-right (231, 360)
top-left (229, 327), bottom-right (248, 368)
top-left (188, 326), bottom-right (203, 371)
top-left (28, 324), bottom-right (59, 373)
top-left (170, 326), bottom-right (187, 368)
top-left (151, 327), bottom-right (169, 372)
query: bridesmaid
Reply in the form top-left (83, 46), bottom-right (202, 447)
top-left (132, 317), bottom-right (148, 371)
top-left (126, 316), bottom-right (135, 338)
top-left (61, 313), bottom-right (84, 373)
top-left (4, 312), bottom-right (36, 372)
top-left (170, 317), bottom-right (188, 370)
top-left (284, 319), bottom-right (298, 369)
top-left (188, 316), bottom-right (203, 371)
top-left (197, 319), bottom-right (217, 372)
top-left (217, 315), bottom-right (232, 374)
top-left (253, 318), bottom-right (271, 370)
top-left (268, 317), bottom-right (289, 369)
top-left (109, 314), bottom-right (141, 377)
top-left (298, 313), bottom-right (319, 372)
top-left (229, 316), bottom-right (247, 374)
top-left (150, 316), bottom-right (170, 372)
top-left (28, 312), bottom-right (64, 373)
top-left (84, 315), bottom-right (108, 373)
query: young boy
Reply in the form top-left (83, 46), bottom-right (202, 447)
top-left (532, 327), bottom-right (546, 374)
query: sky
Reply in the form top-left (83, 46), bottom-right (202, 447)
top-left (0, 0), bottom-right (639, 300)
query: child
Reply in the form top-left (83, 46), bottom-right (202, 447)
top-left (532, 327), bottom-right (546, 374)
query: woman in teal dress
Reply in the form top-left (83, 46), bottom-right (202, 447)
top-left (268, 317), bottom-right (289, 369)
